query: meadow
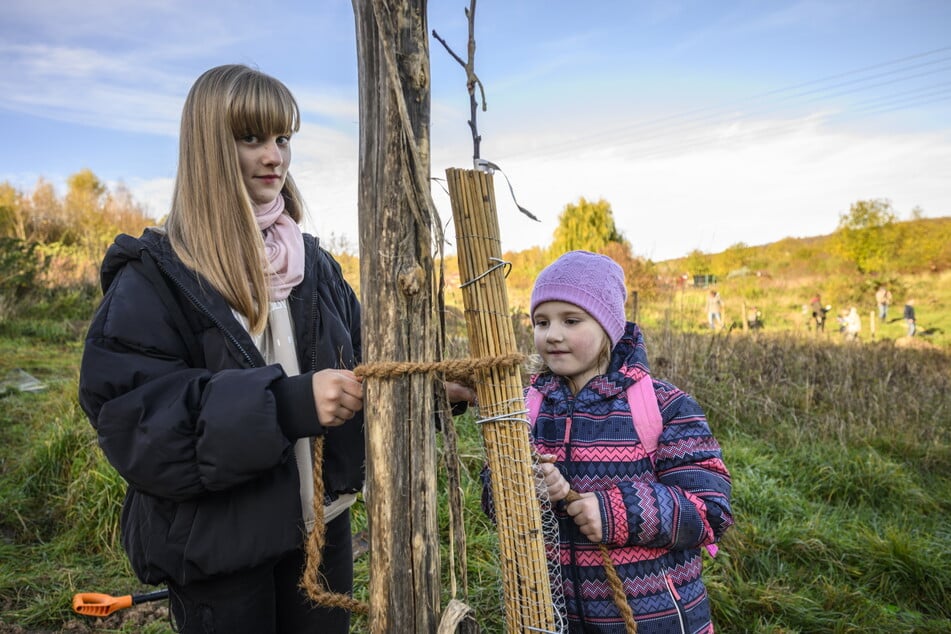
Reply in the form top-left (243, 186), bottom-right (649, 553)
top-left (1, 277), bottom-right (949, 632)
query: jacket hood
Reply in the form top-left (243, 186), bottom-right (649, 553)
top-left (99, 229), bottom-right (183, 294)
top-left (99, 229), bottom-right (322, 302)
top-left (100, 231), bottom-right (148, 293)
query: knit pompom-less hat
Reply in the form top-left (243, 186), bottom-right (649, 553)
top-left (530, 250), bottom-right (627, 346)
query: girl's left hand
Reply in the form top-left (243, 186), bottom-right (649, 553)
top-left (566, 493), bottom-right (603, 543)
top-left (312, 369), bottom-right (364, 427)
top-left (444, 381), bottom-right (477, 405)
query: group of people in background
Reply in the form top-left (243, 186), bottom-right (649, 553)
top-left (706, 289), bottom-right (762, 331)
top-left (828, 285), bottom-right (918, 340)
top-left (873, 285), bottom-right (917, 338)
top-left (704, 285), bottom-right (919, 340)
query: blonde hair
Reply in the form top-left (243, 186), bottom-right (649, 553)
top-left (165, 64), bottom-right (303, 333)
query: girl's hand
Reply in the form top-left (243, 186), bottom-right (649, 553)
top-left (536, 454), bottom-right (570, 503)
top-left (312, 369), bottom-right (364, 427)
top-left (566, 493), bottom-right (603, 543)
top-left (444, 381), bottom-right (477, 405)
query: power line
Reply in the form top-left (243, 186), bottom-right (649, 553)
top-left (495, 47), bottom-right (951, 163)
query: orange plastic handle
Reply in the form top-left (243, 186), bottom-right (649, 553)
top-left (72, 592), bottom-right (133, 617)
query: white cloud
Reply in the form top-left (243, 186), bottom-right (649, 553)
top-left (445, 115), bottom-right (951, 260)
top-left (63, 109), bottom-right (950, 263)
top-left (125, 176), bottom-right (174, 222)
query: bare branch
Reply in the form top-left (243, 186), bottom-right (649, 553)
top-left (433, 0), bottom-right (485, 160)
top-left (432, 30), bottom-right (465, 68)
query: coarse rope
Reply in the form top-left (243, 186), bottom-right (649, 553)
top-left (563, 490), bottom-right (638, 633)
top-left (351, 352), bottom-right (526, 383)
top-left (299, 436), bottom-right (369, 614)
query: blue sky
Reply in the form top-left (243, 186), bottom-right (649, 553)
top-left (1, 1), bottom-right (949, 261)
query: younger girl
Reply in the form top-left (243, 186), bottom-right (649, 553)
top-left (530, 250), bottom-right (733, 633)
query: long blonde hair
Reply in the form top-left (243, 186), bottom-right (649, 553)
top-left (165, 64), bottom-right (303, 333)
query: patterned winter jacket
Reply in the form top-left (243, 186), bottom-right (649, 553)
top-left (531, 322), bottom-right (733, 633)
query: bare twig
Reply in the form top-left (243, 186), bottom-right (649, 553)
top-left (432, 0), bottom-right (486, 160)
top-left (432, 29), bottom-right (466, 67)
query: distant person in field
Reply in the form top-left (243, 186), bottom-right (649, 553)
top-left (844, 307), bottom-right (861, 341)
top-left (706, 289), bottom-right (723, 329)
top-left (77, 64), bottom-right (472, 634)
top-left (809, 293), bottom-right (826, 331)
top-left (747, 305), bottom-right (763, 330)
top-left (875, 285), bottom-right (893, 321)
top-left (904, 299), bottom-right (917, 337)
top-left (510, 250), bottom-right (734, 633)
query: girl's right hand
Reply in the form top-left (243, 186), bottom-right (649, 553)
top-left (312, 369), bottom-right (364, 427)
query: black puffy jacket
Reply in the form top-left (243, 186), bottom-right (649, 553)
top-left (78, 229), bottom-right (364, 586)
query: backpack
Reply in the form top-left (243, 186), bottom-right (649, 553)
top-left (525, 374), bottom-right (719, 557)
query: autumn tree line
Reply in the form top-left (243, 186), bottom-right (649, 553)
top-left (0, 169), bottom-right (156, 320)
top-left (680, 198), bottom-right (951, 284)
top-left (1, 168), bottom-right (947, 324)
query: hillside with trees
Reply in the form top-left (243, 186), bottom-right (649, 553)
top-left (1, 172), bottom-right (948, 349)
top-left (464, 196), bottom-right (951, 349)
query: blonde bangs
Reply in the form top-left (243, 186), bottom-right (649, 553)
top-left (228, 72), bottom-right (300, 139)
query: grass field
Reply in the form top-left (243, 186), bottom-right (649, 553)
top-left (1, 306), bottom-right (949, 632)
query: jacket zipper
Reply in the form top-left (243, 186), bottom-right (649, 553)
top-left (563, 399), bottom-right (588, 629)
top-left (665, 574), bottom-right (687, 634)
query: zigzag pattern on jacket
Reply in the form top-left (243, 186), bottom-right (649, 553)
top-left (530, 322), bottom-right (733, 633)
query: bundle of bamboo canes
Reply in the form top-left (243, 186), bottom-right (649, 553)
top-left (446, 167), bottom-right (558, 633)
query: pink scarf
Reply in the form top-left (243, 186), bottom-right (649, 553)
top-left (254, 195), bottom-right (304, 301)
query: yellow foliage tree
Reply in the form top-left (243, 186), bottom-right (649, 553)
top-left (550, 197), bottom-right (627, 257)
top-left (0, 170), bottom-right (155, 287)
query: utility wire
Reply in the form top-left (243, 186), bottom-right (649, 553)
top-left (496, 47), bottom-right (951, 162)
top-left (595, 86), bottom-right (951, 165)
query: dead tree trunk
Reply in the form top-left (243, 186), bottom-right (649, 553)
top-left (353, 1), bottom-right (440, 632)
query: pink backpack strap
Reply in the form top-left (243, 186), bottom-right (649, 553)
top-left (525, 387), bottom-right (542, 427)
top-left (627, 374), bottom-right (663, 464)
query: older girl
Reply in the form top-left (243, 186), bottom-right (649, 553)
top-left (80, 65), bottom-right (363, 634)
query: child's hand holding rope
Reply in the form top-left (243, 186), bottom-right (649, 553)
top-left (537, 454), bottom-right (603, 543)
top-left (537, 453), bottom-right (637, 631)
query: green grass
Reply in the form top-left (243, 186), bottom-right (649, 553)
top-left (0, 345), bottom-right (135, 631)
top-left (654, 326), bottom-right (951, 633)
top-left (2, 310), bottom-right (950, 633)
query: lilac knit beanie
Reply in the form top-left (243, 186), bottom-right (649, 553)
top-left (530, 250), bottom-right (627, 346)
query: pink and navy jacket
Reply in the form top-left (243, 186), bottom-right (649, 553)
top-left (531, 322), bottom-right (733, 633)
